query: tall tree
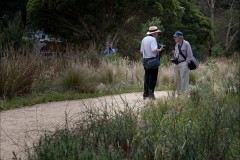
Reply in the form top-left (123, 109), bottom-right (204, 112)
top-left (175, 0), bottom-right (212, 45)
top-left (195, 0), bottom-right (239, 56)
top-left (222, 0), bottom-right (239, 55)
top-left (27, 0), bottom-right (166, 49)
top-left (0, 0), bottom-right (28, 28)
top-left (26, 0), bottom-right (212, 59)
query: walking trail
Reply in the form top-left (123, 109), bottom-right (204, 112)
top-left (0, 91), bottom-right (171, 160)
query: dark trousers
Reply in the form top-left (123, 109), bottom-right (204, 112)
top-left (143, 68), bottom-right (159, 97)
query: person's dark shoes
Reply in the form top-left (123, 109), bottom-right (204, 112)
top-left (143, 94), bottom-right (148, 100)
top-left (143, 93), bottom-right (156, 100)
top-left (148, 93), bottom-right (156, 100)
top-left (143, 93), bottom-right (148, 100)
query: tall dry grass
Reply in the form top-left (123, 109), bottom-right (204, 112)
top-left (24, 57), bottom-right (239, 160)
top-left (0, 55), bottom-right (41, 99)
top-left (60, 62), bottom-right (101, 93)
top-left (24, 79), bottom-right (239, 160)
top-left (1, 41), bottom-right (237, 103)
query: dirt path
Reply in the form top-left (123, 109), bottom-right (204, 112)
top-left (0, 91), bottom-right (171, 160)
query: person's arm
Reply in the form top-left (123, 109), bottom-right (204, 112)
top-left (152, 47), bottom-right (164, 53)
top-left (140, 41), bottom-right (144, 55)
top-left (186, 43), bottom-right (193, 62)
top-left (151, 39), bottom-right (163, 54)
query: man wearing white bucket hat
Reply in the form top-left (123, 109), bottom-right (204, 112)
top-left (140, 26), bottom-right (164, 100)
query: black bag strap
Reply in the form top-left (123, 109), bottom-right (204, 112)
top-left (178, 43), bottom-right (187, 60)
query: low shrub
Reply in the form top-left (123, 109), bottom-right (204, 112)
top-left (98, 61), bottom-right (115, 84)
top-left (0, 55), bottom-right (40, 99)
top-left (60, 63), bottom-right (100, 93)
top-left (26, 102), bottom-right (138, 160)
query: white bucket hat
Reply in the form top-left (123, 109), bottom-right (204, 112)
top-left (146, 26), bottom-right (161, 35)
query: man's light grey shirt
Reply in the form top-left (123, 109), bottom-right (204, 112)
top-left (174, 40), bottom-right (193, 63)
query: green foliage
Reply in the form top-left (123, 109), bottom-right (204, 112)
top-left (196, 0), bottom-right (239, 56)
top-left (25, 0), bottom-right (212, 60)
top-left (141, 76), bottom-right (239, 159)
top-left (123, 16), bottom-right (166, 61)
top-left (28, 130), bottom-right (125, 160)
top-left (0, 0), bottom-right (28, 27)
top-left (27, 0), bottom-right (163, 49)
top-left (26, 106), bottom-right (138, 160)
top-left (189, 71), bottom-right (197, 85)
top-left (178, 0), bottom-right (212, 44)
top-left (188, 79), bottom-right (239, 159)
top-left (211, 43), bottom-right (223, 57)
top-left (103, 54), bottom-right (123, 63)
top-left (0, 91), bottom-right (106, 110)
top-left (159, 0), bottom-right (184, 46)
top-left (215, 8), bottom-right (239, 55)
top-left (159, 0), bottom-right (212, 60)
top-left (160, 54), bottom-right (171, 67)
top-left (141, 17), bottom-right (164, 37)
top-left (0, 12), bottom-right (24, 53)
top-left (155, 0), bottom-right (212, 59)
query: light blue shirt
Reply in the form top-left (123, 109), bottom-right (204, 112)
top-left (104, 48), bottom-right (116, 55)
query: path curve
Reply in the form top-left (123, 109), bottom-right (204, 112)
top-left (0, 91), bottom-right (171, 160)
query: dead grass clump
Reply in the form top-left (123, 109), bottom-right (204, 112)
top-left (0, 55), bottom-right (40, 99)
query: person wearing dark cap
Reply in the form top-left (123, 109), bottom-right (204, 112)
top-left (172, 31), bottom-right (194, 95)
top-left (140, 26), bottom-right (164, 100)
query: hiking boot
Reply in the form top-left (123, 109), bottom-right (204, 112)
top-left (143, 93), bottom-right (148, 100)
top-left (143, 96), bottom-right (148, 100)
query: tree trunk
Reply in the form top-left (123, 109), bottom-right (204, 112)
top-left (223, 0), bottom-right (239, 56)
top-left (207, 0), bottom-right (217, 56)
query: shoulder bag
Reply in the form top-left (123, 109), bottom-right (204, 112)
top-left (143, 53), bottom-right (160, 69)
top-left (178, 45), bottom-right (198, 70)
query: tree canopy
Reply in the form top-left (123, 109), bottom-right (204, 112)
top-left (0, 0), bottom-right (28, 27)
top-left (27, 0), bottom-right (164, 47)
top-left (26, 0), bottom-right (211, 52)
